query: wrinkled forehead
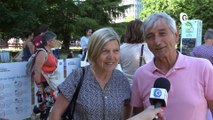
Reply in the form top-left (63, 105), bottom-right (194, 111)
top-left (146, 19), bottom-right (168, 33)
top-left (153, 19), bottom-right (166, 28)
top-left (145, 18), bottom-right (176, 36)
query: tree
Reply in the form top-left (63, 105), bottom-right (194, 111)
top-left (0, 0), bottom-right (39, 39)
top-left (77, 0), bottom-right (130, 24)
top-left (0, 0), bottom-right (129, 49)
top-left (39, 0), bottom-right (79, 49)
top-left (140, 0), bottom-right (213, 35)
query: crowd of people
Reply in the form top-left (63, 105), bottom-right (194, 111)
top-left (7, 11), bottom-right (213, 120)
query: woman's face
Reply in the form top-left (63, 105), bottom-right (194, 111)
top-left (86, 29), bottom-right (93, 37)
top-left (95, 40), bottom-right (120, 72)
top-left (47, 37), bottom-right (57, 48)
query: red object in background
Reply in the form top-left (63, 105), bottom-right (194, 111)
top-left (33, 35), bottom-right (43, 48)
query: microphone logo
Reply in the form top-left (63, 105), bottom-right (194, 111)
top-left (154, 88), bottom-right (162, 97)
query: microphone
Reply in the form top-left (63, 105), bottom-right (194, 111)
top-left (149, 77), bottom-right (171, 120)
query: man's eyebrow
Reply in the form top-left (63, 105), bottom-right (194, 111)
top-left (158, 28), bottom-right (166, 31)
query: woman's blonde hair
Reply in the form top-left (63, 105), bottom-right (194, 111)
top-left (87, 27), bottom-right (120, 64)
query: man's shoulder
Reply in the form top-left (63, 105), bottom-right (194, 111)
top-left (193, 45), bottom-right (212, 51)
top-left (184, 54), bottom-right (211, 65)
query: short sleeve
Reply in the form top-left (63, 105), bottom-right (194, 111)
top-left (203, 60), bottom-right (213, 100)
top-left (116, 70), bottom-right (131, 98)
top-left (58, 67), bottom-right (83, 102)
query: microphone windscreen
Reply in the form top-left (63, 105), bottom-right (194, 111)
top-left (153, 77), bottom-right (170, 92)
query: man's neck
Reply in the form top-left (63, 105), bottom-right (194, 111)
top-left (204, 39), bottom-right (213, 45)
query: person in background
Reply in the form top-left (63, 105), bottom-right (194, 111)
top-left (49, 27), bottom-right (131, 120)
top-left (120, 19), bottom-right (153, 85)
top-left (33, 31), bottom-right (58, 119)
top-left (77, 49), bottom-right (83, 59)
top-left (22, 31), bottom-right (35, 61)
top-left (80, 26), bottom-right (92, 59)
top-left (33, 24), bottom-right (61, 59)
top-left (191, 28), bottom-right (213, 65)
top-left (67, 50), bottom-right (74, 58)
top-left (120, 34), bottom-right (125, 45)
top-left (131, 12), bottom-right (213, 120)
top-left (33, 24), bottom-right (49, 49)
top-left (52, 47), bottom-right (61, 59)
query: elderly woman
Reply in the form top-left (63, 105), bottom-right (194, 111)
top-left (33, 31), bottom-right (58, 119)
top-left (49, 28), bottom-right (131, 120)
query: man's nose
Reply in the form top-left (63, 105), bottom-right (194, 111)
top-left (153, 36), bottom-right (162, 46)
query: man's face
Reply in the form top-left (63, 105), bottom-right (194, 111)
top-left (145, 19), bottom-right (179, 58)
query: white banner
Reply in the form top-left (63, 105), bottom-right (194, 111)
top-left (56, 59), bottom-right (65, 85)
top-left (0, 62), bottom-right (31, 120)
top-left (0, 59), bottom-right (77, 119)
top-left (66, 58), bottom-right (81, 77)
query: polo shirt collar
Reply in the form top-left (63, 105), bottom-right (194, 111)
top-left (150, 51), bottom-right (186, 73)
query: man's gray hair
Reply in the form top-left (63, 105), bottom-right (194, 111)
top-left (143, 12), bottom-right (177, 40)
top-left (205, 28), bottom-right (213, 40)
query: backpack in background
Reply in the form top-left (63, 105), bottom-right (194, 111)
top-left (26, 48), bottom-right (47, 76)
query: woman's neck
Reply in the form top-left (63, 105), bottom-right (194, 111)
top-left (44, 46), bottom-right (52, 53)
top-left (91, 66), bottom-right (112, 89)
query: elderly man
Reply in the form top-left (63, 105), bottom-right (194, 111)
top-left (131, 12), bottom-right (213, 120)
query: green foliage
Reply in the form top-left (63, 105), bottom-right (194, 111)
top-left (110, 22), bottom-right (128, 37)
top-left (140, 0), bottom-right (169, 20)
top-left (74, 17), bottom-right (100, 39)
top-left (0, 0), bottom-right (38, 38)
top-left (77, 0), bottom-right (126, 24)
top-left (140, 0), bottom-right (213, 34)
top-left (0, 0), bottom-right (128, 49)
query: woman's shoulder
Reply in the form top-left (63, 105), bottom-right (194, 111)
top-left (27, 41), bottom-right (34, 46)
top-left (120, 43), bottom-right (141, 54)
top-left (113, 69), bottom-right (131, 90)
top-left (80, 36), bottom-right (87, 40)
top-left (22, 41), bottom-right (28, 48)
top-left (113, 69), bottom-right (128, 81)
top-left (70, 66), bottom-right (89, 78)
top-left (64, 68), bottom-right (81, 83)
top-left (36, 49), bottom-right (48, 59)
